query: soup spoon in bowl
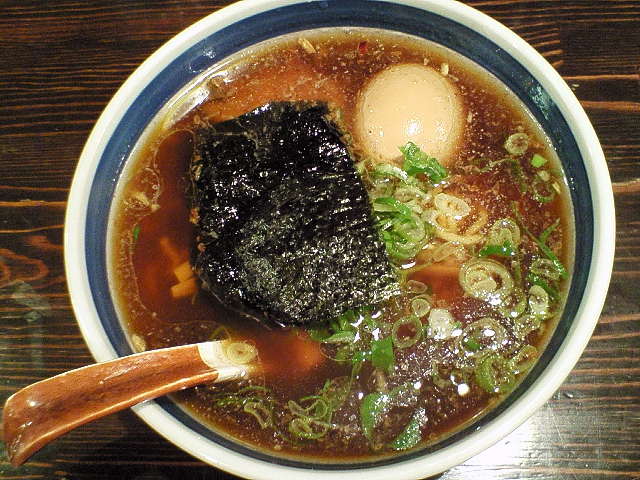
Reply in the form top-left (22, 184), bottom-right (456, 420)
top-left (2, 339), bottom-right (256, 467)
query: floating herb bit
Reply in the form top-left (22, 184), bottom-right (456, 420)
top-left (371, 336), bottom-right (395, 372)
top-left (509, 157), bottom-right (528, 193)
top-left (513, 207), bottom-right (568, 279)
top-left (360, 392), bottom-right (391, 440)
top-left (531, 153), bottom-right (548, 168)
top-left (528, 273), bottom-right (560, 301)
top-left (132, 224), bottom-right (141, 242)
top-left (374, 196), bottom-right (413, 217)
top-left (389, 408), bottom-right (426, 451)
top-left (391, 315), bottom-right (423, 348)
top-left (504, 132), bottom-right (530, 156)
top-left (478, 240), bottom-right (516, 258)
top-left (399, 141), bottom-right (448, 183)
top-left (474, 354), bottom-right (515, 394)
top-left (532, 174), bottom-right (556, 203)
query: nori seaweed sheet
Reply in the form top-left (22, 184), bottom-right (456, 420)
top-left (190, 101), bottom-right (399, 326)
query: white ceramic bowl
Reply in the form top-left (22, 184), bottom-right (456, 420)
top-left (64, 0), bottom-right (615, 478)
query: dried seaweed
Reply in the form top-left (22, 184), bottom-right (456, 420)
top-left (190, 102), bottom-right (398, 326)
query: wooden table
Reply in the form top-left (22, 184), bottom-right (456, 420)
top-left (1, 1), bottom-right (638, 478)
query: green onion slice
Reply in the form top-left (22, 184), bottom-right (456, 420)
top-left (389, 408), bottom-right (426, 451)
top-left (486, 218), bottom-right (521, 247)
top-left (322, 331), bottom-right (357, 344)
top-left (289, 417), bottom-right (330, 440)
top-left (508, 345), bottom-right (538, 375)
top-left (392, 315), bottom-right (423, 349)
top-left (410, 297), bottom-right (431, 318)
top-left (400, 141), bottom-right (448, 183)
top-left (459, 258), bottom-right (514, 303)
top-left (478, 240), bottom-right (516, 258)
top-left (531, 153), bottom-right (548, 168)
top-left (360, 392), bottom-right (391, 440)
top-left (132, 224), bottom-right (141, 242)
top-left (504, 132), bottom-right (530, 156)
top-left (373, 163), bottom-right (410, 182)
top-left (371, 336), bottom-right (395, 372)
top-left (243, 400), bottom-right (273, 429)
top-left (474, 354), bottom-right (516, 394)
top-left (513, 314), bottom-right (543, 341)
top-left (512, 207), bottom-right (568, 280)
top-left (527, 273), bottom-right (559, 301)
top-left (374, 196), bottom-right (413, 217)
top-left (532, 174), bottom-right (556, 203)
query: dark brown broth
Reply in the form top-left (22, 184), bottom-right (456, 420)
top-left (110, 28), bottom-right (570, 461)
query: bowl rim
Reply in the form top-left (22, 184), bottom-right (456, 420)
top-left (64, 0), bottom-right (615, 478)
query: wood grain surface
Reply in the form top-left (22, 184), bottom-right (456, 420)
top-left (1, 0), bottom-right (638, 479)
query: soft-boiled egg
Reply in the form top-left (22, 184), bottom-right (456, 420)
top-left (355, 63), bottom-right (463, 165)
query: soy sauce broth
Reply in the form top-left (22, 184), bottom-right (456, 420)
top-left (109, 28), bottom-right (572, 461)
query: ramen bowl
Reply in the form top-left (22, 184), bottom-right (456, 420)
top-left (64, 0), bottom-right (614, 478)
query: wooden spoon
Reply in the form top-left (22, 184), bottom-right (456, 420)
top-left (2, 340), bottom-right (256, 467)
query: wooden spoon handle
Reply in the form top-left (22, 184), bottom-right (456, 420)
top-left (2, 340), bottom-right (253, 466)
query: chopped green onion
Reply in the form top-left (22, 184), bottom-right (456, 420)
top-left (535, 242), bottom-right (567, 280)
top-left (527, 273), bottom-right (559, 301)
top-left (391, 315), bottom-right (423, 349)
top-left (132, 224), bottom-right (141, 242)
top-left (530, 220), bottom-right (567, 279)
top-left (498, 288), bottom-right (528, 319)
top-left (371, 336), bottom-right (395, 372)
top-left (243, 400), bottom-right (273, 429)
top-left (537, 170), bottom-right (551, 182)
top-left (209, 325), bottom-right (231, 341)
top-left (532, 174), bottom-right (556, 203)
top-left (513, 314), bottom-right (542, 341)
top-left (508, 345), bottom-right (538, 374)
top-left (512, 207), bottom-right (567, 280)
top-left (410, 297), bottom-right (431, 318)
top-left (486, 218), bottom-right (521, 247)
top-left (528, 285), bottom-right (550, 317)
top-left (288, 397), bottom-right (330, 420)
top-left (389, 408), bottom-right (425, 451)
top-left (323, 331), bottom-right (357, 344)
top-left (508, 157), bottom-right (527, 193)
top-left (379, 215), bottom-right (429, 260)
top-left (470, 157), bottom-right (507, 173)
top-left (307, 326), bottom-right (331, 342)
top-left (399, 141), bottom-right (448, 183)
top-left (394, 185), bottom-right (431, 202)
top-left (540, 218), bottom-right (560, 244)
top-left (289, 417), bottom-right (330, 440)
top-left (373, 164), bottom-right (410, 182)
top-left (459, 318), bottom-right (507, 355)
top-left (320, 377), bottom-right (351, 409)
top-left (374, 196), bottom-right (413, 217)
top-left (474, 354), bottom-right (515, 394)
top-left (478, 240), bottom-right (516, 258)
top-left (531, 153), bottom-right (548, 168)
top-left (459, 258), bottom-right (514, 302)
top-left (504, 132), bottom-right (530, 156)
top-left (530, 258), bottom-right (561, 281)
top-left (360, 392), bottom-right (391, 440)
top-left (426, 308), bottom-right (457, 340)
top-left (405, 279), bottom-right (428, 294)
top-left (463, 337), bottom-right (482, 351)
top-left (225, 341), bottom-right (257, 364)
